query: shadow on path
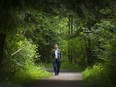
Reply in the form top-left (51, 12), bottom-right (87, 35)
top-left (23, 68), bottom-right (83, 87)
top-left (23, 79), bottom-right (82, 87)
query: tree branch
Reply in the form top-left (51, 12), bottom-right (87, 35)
top-left (11, 45), bottom-right (26, 56)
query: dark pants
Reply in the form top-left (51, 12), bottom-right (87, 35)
top-left (53, 59), bottom-right (61, 75)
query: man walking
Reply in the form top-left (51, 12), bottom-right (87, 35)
top-left (52, 44), bottom-right (61, 76)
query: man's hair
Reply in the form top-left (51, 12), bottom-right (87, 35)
top-left (53, 43), bottom-right (58, 48)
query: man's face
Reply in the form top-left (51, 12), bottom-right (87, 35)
top-left (54, 44), bottom-right (58, 49)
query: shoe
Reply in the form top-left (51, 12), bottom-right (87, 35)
top-left (55, 73), bottom-right (57, 76)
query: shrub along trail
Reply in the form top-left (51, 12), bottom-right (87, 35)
top-left (23, 69), bottom-right (83, 87)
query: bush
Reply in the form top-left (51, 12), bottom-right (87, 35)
top-left (83, 37), bottom-right (116, 87)
top-left (0, 34), bottom-right (52, 84)
top-left (105, 38), bottom-right (116, 86)
top-left (82, 64), bottom-right (111, 87)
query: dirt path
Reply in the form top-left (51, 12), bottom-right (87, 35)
top-left (23, 69), bottom-right (83, 87)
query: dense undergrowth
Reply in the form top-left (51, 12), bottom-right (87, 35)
top-left (0, 33), bottom-right (52, 87)
top-left (83, 36), bottom-right (116, 87)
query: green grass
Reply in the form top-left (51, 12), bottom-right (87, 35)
top-left (82, 64), bottom-right (111, 87)
top-left (11, 65), bottom-right (52, 84)
top-left (61, 61), bottom-right (85, 72)
top-left (0, 67), bottom-right (52, 87)
top-left (0, 64), bottom-right (52, 85)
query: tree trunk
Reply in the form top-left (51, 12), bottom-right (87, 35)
top-left (68, 15), bottom-right (71, 62)
top-left (68, 15), bottom-right (73, 63)
top-left (70, 15), bottom-right (73, 63)
top-left (0, 33), bottom-right (6, 66)
top-left (86, 37), bottom-right (93, 67)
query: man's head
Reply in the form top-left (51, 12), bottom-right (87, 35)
top-left (54, 44), bottom-right (58, 49)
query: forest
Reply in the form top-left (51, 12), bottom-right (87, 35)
top-left (0, 0), bottom-right (116, 87)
